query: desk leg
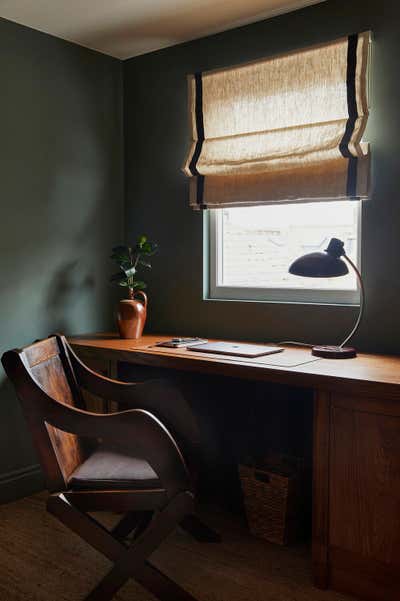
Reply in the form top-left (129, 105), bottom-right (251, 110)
top-left (312, 390), bottom-right (331, 589)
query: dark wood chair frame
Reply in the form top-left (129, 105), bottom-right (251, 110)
top-left (2, 334), bottom-right (218, 601)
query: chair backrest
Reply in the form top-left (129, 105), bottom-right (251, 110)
top-left (2, 336), bottom-right (86, 491)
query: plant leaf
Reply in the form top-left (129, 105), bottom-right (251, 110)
top-left (123, 266), bottom-right (136, 278)
top-left (111, 255), bottom-right (130, 266)
top-left (132, 280), bottom-right (147, 289)
top-left (142, 241), bottom-right (158, 256)
top-left (138, 259), bottom-right (151, 269)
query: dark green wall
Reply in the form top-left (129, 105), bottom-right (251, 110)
top-left (124, 0), bottom-right (400, 354)
top-left (0, 18), bottom-right (123, 500)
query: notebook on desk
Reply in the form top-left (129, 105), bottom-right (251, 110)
top-left (190, 341), bottom-right (284, 358)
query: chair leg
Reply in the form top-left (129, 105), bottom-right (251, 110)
top-left (112, 510), bottom-right (155, 543)
top-left (47, 494), bottom-right (123, 561)
top-left (85, 560), bottom-right (197, 601)
top-left (85, 491), bottom-right (194, 600)
top-left (84, 563), bottom-right (129, 601)
top-left (181, 514), bottom-right (221, 543)
top-left (132, 510), bottom-right (154, 540)
top-left (136, 560), bottom-right (198, 601)
top-left (111, 511), bottom-right (140, 541)
top-left (47, 491), bottom-right (199, 601)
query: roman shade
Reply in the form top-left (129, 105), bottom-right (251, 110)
top-left (182, 32), bottom-right (370, 210)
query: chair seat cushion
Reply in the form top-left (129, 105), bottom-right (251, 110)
top-left (68, 446), bottom-right (160, 490)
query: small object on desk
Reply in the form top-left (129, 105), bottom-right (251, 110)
top-left (154, 337), bottom-right (208, 348)
top-left (191, 341), bottom-right (284, 358)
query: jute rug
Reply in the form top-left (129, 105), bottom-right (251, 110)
top-left (0, 492), bottom-right (355, 601)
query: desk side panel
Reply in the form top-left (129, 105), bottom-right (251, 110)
top-left (328, 394), bottom-right (400, 601)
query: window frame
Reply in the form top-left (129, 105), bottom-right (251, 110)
top-left (207, 204), bottom-right (362, 306)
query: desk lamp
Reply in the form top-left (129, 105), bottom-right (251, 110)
top-left (288, 238), bottom-right (364, 358)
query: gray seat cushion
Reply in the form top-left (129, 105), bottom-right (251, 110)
top-left (68, 446), bottom-right (160, 490)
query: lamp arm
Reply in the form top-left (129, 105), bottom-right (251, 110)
top-left (340, 255), bottom-right (365, 349)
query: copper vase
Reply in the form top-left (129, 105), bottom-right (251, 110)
top-left (117, 290), bottom-right (147, 339)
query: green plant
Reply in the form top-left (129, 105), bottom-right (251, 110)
top-left (110, 235), bottom-right (158, 297)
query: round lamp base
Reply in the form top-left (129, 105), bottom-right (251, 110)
top-left (311, 345), bottom-right (357, 359)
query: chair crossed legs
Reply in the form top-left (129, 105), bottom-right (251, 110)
top-left (48, 489), bottom-right (195, 601)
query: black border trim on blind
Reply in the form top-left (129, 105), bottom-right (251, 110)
top-left (188, 73), bottom-right (204, 176)
top-left (189, 71), bottom-right (206, 209)
top-left (339, 33), bottom-right (359, 197)
top-left (188, 72), bottom-right (206, 206)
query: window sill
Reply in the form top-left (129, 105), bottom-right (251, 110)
top-left (203, 296), bottom-right (360, 308)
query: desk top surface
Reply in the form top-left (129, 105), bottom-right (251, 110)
top-left (70, 333), bottom-right (400, 399)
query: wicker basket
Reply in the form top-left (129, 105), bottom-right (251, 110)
top-left (239, 455), bottom-right (307, 545)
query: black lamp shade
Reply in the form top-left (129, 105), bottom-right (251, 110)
top-left (289, 238), bottom-right (349, 278)
top-left (289, 252), bottom-right (349, 278)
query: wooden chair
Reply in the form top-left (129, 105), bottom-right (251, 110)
top-left (2, 334), bottom-right (213, 601)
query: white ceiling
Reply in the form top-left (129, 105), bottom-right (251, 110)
top-left (0, 0), bottom-right (325, 60)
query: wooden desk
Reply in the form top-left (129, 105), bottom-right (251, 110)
top-left (71, 333), bottom-right (400, 601)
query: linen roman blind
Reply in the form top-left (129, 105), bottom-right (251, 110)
top-left (182, 32), bottom-right (370, 210)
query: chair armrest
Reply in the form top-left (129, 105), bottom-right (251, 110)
top-left (66, 340), bottom-right (146, 404)
top-left (4, 349), bottom-right (191, 497)
top-left (66, 340), bottom-right (201, 449)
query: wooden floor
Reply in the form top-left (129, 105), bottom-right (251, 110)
top-left (0, 492), bottom-right (356, 601)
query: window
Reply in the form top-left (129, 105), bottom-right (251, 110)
top-left (183, 35), bottom-right (370, 306)
top-left (208, 201), bottom-right (360, 304)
